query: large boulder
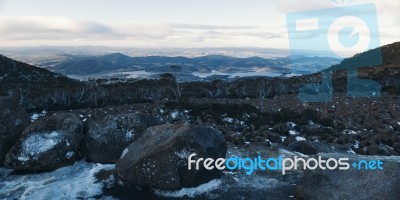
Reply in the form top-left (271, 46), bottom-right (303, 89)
top-left (297, 153), bottom-right (400, 200)
top-left (116, 124), bottom-right (227, 190)
top-left (0, 97), bottom-right (30, 166)
top-left (4, 113), bottom-right (83, 171)
top-left (82, 113), bottom-right (161, 163)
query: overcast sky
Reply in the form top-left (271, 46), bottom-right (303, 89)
top-left (0, 0), bottom-right (398, 49)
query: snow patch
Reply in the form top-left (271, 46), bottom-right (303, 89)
top-left (120, 148), bottom-right (129, 159)
top-left (289, 130), bottom-right (298, 135)
top-left (30, 111), bottom-right (47, 122)
top-left (295, 136), bottom-right (306, 141)
top-left (354, 140), bottom-right (360, 149)
top-left (66, 151), bottom-right (74, 159)
top-left (171, 111), bottom-right (180, 119)
top-left (125, 131), bottom-right (134, 141)
top-left (0, 161), bottom-right (115, 199)
top-left (347, 148), bottom-right (356, 155)
top-left (155, 179), bottom-right (221, 198)
top-left (174, 149), bottom-right (191, 159)
top-left (31, 114), bottom-right (40, 121)
top-left (222, 117), bottom-right (234, 123)
top-left (19, 131), bottom-right (62, 160)
top-left (288, 122), bottom-right (296, 128)
top-left (343, 129), bottom-right (357, 135)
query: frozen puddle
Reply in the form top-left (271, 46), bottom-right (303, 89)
top-left (0, 161), bottom-right (114, 199)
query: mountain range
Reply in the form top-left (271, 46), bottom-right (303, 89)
top-left (42, 54), bottom-right (341, 76)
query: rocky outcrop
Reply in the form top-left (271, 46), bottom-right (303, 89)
top-left (116, 124), bottom-right (227, 190)
top-left (4, 113), bottom-right (83, 171)
top-left (0, 97), bottom-right (30, 166)
top-left (82, 113), bottom-right (161, 163)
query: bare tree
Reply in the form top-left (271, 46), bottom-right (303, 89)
top-left (8, 85), bottom-right (33, 107)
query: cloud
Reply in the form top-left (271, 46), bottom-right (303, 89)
top-left (0, 15), bottom-right (285, 47)
top-left (276, 0), bottom-right (335, 13)
top-left (0, 15), bottom-right (115, 40)
top-left (171, 24), bottom-right (258, 30)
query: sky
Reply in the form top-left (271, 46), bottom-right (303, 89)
top-left (0, 0), bottom-right (398, 50)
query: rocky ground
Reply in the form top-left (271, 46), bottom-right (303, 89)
top-left (1, 92), bottom-right (400, 199)
top-left (47, 92), bottom-right (400, 157)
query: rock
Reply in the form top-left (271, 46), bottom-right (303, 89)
top-left (226, 131), bottom-right (245, 146)
top-left (4, 113), bottom-right (83, 171)
top-left (366, 144), bottom-right (398, 156)
top-left (301, 124), bottom-right (323, 136)
top-left (339, 134), bottom-right (359, 144)
top-left (283, 135), bottom-right (295, 146)
top-left (287, 141), bottom-right (318, 155)
top-left (376, 124), bottom-right (395, 135)
top-left (265, 131), bottom-right (281, 143)
top-left (82, 113), bottom-right (161, 163)
top-left (0, 97), bottom-right (30, 166)
top-left (116, 124), bottom-right (227, 190)
top-left (272, 123), bottom-right (294, 135)
top-left (297, 154), bottom-right (400, 200)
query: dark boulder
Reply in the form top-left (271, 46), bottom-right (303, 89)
top-left (82, 113), bottom-right (161, 163)
top-left (116, 124), bottom-right (227, 190)
top-left (226, 131), bottom-right (245, 146)
top-left (376, 124), bottom-right (395, 135)
top-left (301, 124), bottom-right (323, 136)
top-left (265, 131), bottom-right (281, 143)
top-left (4, 113), bottom-right (83, 171)
top-left (272, 123), bottom-right (295, 135)
top-left (0, 97), bottom-right (30, 166)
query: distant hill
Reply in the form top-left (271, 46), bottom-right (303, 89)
top-left (327, 42), bottom-right (400, 72)
top-left (46, 54), bottom-right (341, 75)
top-left (0, 54), bottom-right (74, 86)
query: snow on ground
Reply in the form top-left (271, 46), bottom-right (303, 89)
top-left (0, 161), bottom-right (115, 200)
top-left (342, 129), bottom-right (358, 135)
top-left (30, 110), bottom-right (47, 122)
top-left (295, 136), bottom-right (306, 141)
top-left (18, 131), bottom-right (62, 161)
top-left (154, 179), bottom-right (222, 198)
top-left (288, 122), bottom-right (296, 128)
top-left (125, 130), bottom-right (134, 141)
top-left (174, 149), bottom-right (192, 159)
top-left (120, 148), bottom-right (129, 159)
top-left (222, 117), bottom-right (234, 123)
top-left (30, 114), bottom-right (40, 122)
top-left (171, 111), bottom-right (180, 119)
top-left (191, 70), bottom-right (294, 79)
top-left (289, 130), bottom-right (298, 135)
